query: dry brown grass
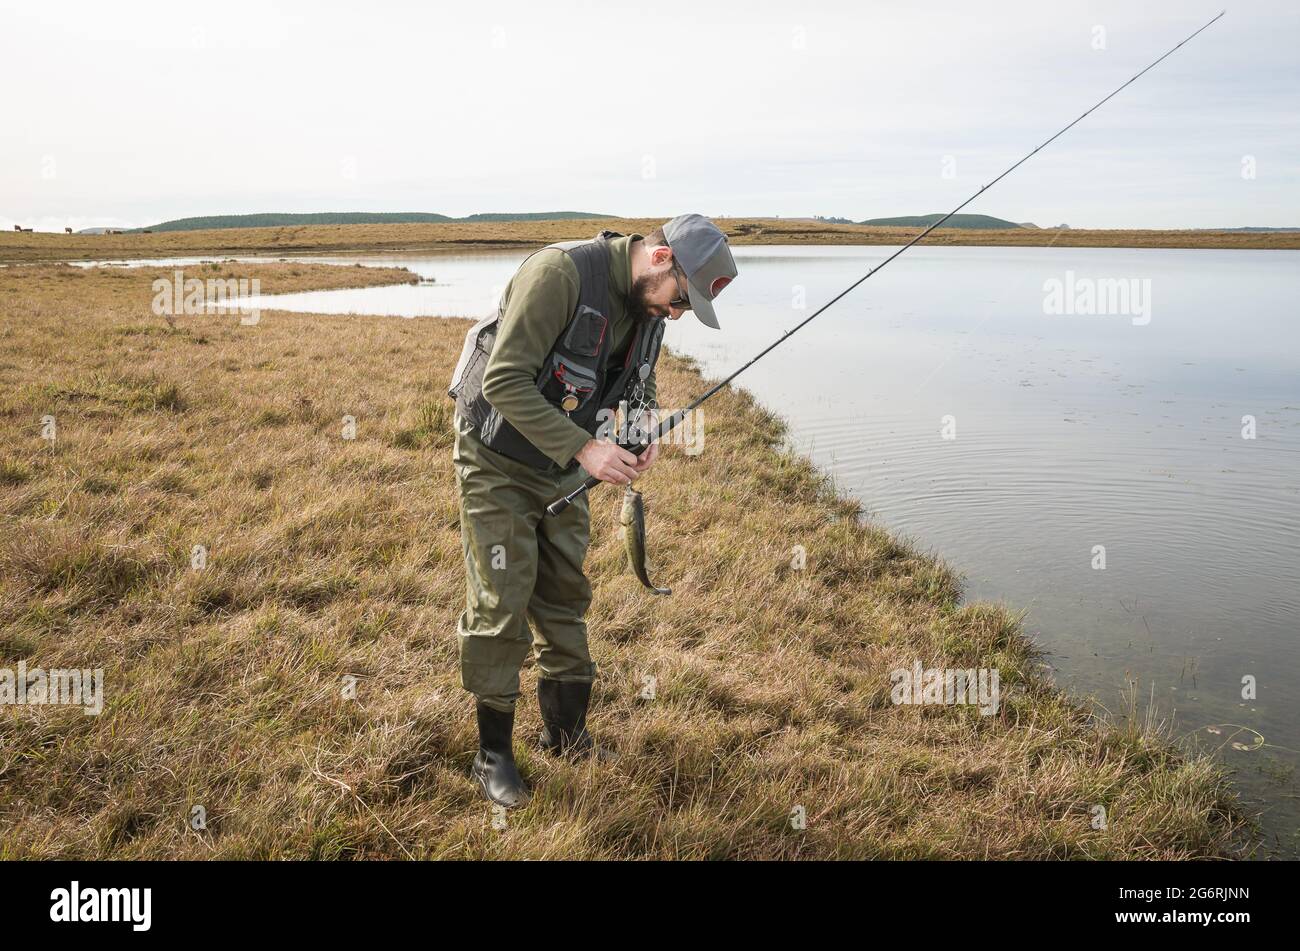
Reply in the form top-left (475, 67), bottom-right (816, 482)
top-left (2, 217), bottom-right (1296, 264)
top-left (0, 263), bottom-right (1245, 859)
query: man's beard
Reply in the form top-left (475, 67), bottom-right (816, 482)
top-left (628, 271), bottom-right (673, 323)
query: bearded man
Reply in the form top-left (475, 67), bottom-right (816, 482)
top-left (447, 214), bottom-right (738, 807)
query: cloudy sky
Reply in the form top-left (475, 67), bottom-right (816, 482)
top-left (3, 0), bottom-right (1296, 231)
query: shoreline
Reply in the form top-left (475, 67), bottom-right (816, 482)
top-left (0, 262), bottom-right (1248, 858)
top-left (4, 217), bottom-right (1299, 264)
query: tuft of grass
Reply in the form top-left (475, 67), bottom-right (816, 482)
top-left (254, 408), bottom-right (291, 428)
top-left (38, 372), bottom-right (187, 413)
top-left (2, 525), bottom-right (170, 609)
top-left (0, 458), bottom-right (32, 486)
top-left (392, 399), bottom-right (453, 451)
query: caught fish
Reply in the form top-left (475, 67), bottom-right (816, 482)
top-left (619, 485), bottom-right (671, 595)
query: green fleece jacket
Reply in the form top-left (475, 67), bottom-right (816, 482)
top-left (480, 234), bottom-right (656, 467)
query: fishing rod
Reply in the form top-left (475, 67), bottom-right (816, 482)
top-left (548, 10), bottom-right (1226, 517)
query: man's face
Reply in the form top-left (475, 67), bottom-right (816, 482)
top-left (629, 246), bottom-right (692, 323)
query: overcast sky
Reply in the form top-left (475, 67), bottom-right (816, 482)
top-left (3, 0), bottom-right (1296, 232)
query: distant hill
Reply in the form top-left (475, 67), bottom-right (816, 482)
top-left (128, 211), bottom-right (612, 233)
top-left (859, 213), bottom-right (1029, 230)
top-left (457, 212), bottom-right (611, 223)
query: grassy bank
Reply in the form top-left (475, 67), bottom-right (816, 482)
top-left (0, 264), bottom-right (1244, 859)
top-left (3, 217), bottom-right (1298, 263)
top-left (0, 260), bottom-right (419, 299)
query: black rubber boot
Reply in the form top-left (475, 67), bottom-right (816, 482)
top-left (537, 678), bottom-right (597, 759)
top-left (471, 703), bottom-right (530, 808)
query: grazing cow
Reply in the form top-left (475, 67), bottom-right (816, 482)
top-left (65, 227), bottom-right (73, 234)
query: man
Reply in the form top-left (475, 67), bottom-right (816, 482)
top-left (448, 214), bottom-right (738, 808)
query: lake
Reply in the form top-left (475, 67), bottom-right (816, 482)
top-left (180, 244), bottom-right (1300, 854)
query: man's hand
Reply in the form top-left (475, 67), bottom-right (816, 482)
top-left (575, 412), bottom-right (662, 485)
top-left (575, 439), bottom-right (641, 485)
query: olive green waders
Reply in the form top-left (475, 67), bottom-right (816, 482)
top-left (454, 413), bottom-right (596, 713)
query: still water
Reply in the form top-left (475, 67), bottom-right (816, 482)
top-left (223, 245), bottom-right (1300, 853)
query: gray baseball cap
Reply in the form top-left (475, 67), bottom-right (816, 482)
top-left (662, 213), bottom-right (737, 329)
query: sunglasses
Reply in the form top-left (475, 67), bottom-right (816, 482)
top-left (668, 261), bottom-right (692, 311)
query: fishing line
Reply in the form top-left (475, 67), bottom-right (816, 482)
top-left (549, 11), bottom-right (1227, 516)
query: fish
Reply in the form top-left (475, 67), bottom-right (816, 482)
top-left (619, 485), bottom-right (671, 595)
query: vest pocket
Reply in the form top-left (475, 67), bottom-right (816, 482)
top-left (544, 355), bottom-right (597, 416)
top-left (562, 305), bottom-right (608, 357)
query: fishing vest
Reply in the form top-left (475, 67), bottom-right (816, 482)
top-left (448, 231), bottom-right (666, 472)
